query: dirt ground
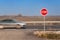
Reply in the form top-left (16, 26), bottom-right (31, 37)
top-left (0, 29), bottom-right (57, 40)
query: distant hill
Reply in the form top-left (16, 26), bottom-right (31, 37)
top-left (0, 15), bottom-right (60, 21)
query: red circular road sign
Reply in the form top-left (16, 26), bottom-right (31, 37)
top-left (40, 8), bottom-right (48, 16)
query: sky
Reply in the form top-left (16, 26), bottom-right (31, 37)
top-left (0, 0), bottom-right (60, 16)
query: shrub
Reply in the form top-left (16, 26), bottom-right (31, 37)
top-left (33, 31), bottom-right (60, 39)
top-left (40, 33), bottom-right (60, 39)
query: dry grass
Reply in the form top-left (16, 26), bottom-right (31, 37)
top-left (33, 31), bottom-right (60, 39)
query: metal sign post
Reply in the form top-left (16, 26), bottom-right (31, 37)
top-left (44, 16), bottom-right (45, 33)
top-left (40, 8), bottom-right (48, 33)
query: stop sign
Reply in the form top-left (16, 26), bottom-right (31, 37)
top-left (40, 8), bottom-right (48, 16)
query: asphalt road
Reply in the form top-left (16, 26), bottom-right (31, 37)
top-left (3, 25), bottom-right (60, 31)
top-left (0, 29), bottom-right (57, 40)
top-left (26, 25), bottom-right (60, 29)
top-left (24, 26), bottom-right (60, 31)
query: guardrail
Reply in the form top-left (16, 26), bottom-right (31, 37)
top-left (25, 21), bottom-right (60, 23)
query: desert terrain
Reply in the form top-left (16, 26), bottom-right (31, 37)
top-left (0, 15), bottom-right (60, 40)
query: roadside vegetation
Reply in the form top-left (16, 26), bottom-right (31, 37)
top-left (33, 31), bottom-right (60, 39)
